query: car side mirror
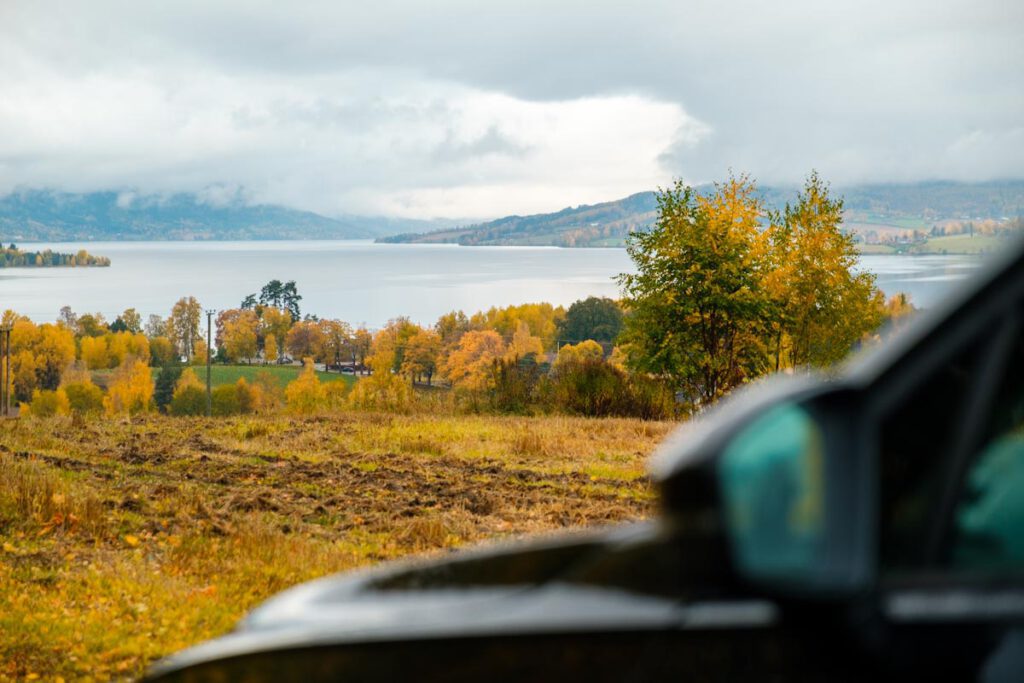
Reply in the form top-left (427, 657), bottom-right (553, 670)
top-left (714, 394), bottom-right (872, 596)
top-left (653, 381), bottom-right (874, 599)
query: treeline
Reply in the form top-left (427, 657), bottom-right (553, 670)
top-left (6, 171), bottom-right (918, 421)
top-left (0, 244), bottom-right (110, 268)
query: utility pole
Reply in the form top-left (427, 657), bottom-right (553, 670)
top-left (206, 309), bottom-right (215, 417)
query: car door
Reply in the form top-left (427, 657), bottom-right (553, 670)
top-left (871, 294), bottom-right (1024, 680)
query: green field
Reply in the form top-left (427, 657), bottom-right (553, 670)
top-left (203, 364), bottom-right (355, 388)
top-left (910, 233), bottom-right (1008, 254)
top-left (92, 364), bottom-right (357, 390)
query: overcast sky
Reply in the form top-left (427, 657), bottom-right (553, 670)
top-left (1, 0), bottom-right (1022, 219)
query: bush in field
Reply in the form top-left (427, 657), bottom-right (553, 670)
top-left (104, 359), bottom-right (154, 416)
top-left (211, 385), bottom-right (241, 416)
top-left (548, 358), bottom-right (625, 416)
top-left (62, 381), bottom-right (104, 414)
top-left (547, 357), bottom-right (675, 419)
top-left (324, 380), bottom-right (349, 410)
top-left (236, 377), bottom-right (268, 414)
top-left (490, 357), bottom-right (543, 414)
top-left (347, 349), bottom-right (410, 412)
top-left (170, 368), bottom-right (206, 416)
top-left (285, 359), bottom-right (327, 414)
top-left (27, 388), bottom-right (71, 416)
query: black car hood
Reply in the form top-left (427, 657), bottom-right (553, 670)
top-left (146, 522), bottom-right (772, 678)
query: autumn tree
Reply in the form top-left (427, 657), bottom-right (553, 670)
top-left (505, 320), bottom-right (544, 361)
top-left (8, 319), bottom-right (76, 399)
top-left (557, 297), bottom-right (623, 344)
top-left (149, 337), bottom-right (175, 366)
top-left (352, 327), bottom-right (373, 372)
top-left (347, 339), bottom-right (411, 411)
top-left (318, 319), bottom-right (353, 370)
top-left (76, 313), bottom-right (108, 338)
top-left (285, 321), bottom-right (326, 362)
top-left (263, 334), bottom-right (279, 365)
top-left (259, 307), bottom-right (293, 358)
top-left (284, 359), bottom-right (327, 414)
top-left (619, 176), bottom-right (771, 406)
top-left (120, 308), bottom-right (143, 333)
top-left (401, 328), bottom-right (441, 385)
top-left (167, 296), bottom-right (202, 359)
top-left (435, 310), bottom-right (472, 348)
top-left (764, 171), bottom-right (883, 369)
top-left (145, 314), bottom-right (167, 338)
top-left (104, 359), bottom-right (154, 415)
top-left (169, 368), bottom-right (206, 416)
top-left (554, 339), bottom-right (604, 367)
top-left (223, 309), bottom-right (259, 363)
top-left (441, 329), bottom-right (506, 392)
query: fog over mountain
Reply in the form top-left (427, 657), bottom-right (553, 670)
top-left (1, 1), bottom-right (1022, 221)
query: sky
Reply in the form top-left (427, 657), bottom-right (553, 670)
top-left (1, 0), bottom-right (1022, 220)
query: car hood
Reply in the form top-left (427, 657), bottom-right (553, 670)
top-left (146, 522), bottom-right (772, 678)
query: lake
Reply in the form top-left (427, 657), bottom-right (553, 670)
top-left (2, 241), bottom-right (985, 327)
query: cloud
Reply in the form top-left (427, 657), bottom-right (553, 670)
top-left (0, 0), bottom-right (1021, 218)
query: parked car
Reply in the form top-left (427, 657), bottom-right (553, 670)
top-left (146, 242), bottom-right (1024, 682)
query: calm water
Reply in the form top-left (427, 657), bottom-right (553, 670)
top-left (2, 241), bottom-right (985, 327)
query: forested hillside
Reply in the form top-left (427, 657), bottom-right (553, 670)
top-left (380, 180), bottom-right (1024, 248)
top-left (0, 191), bottom-right (444, 242)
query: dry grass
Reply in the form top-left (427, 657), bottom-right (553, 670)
top-left (0, 412), bottom-right (673, 680)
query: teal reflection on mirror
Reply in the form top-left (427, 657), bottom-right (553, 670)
top-left (953, 434), bottom-right (1024, 572)
top-left (718, 402), bottom-right (826, 581)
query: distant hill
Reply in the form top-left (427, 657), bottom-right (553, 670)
top-left (0, 190), bottom-right (444, 242)
top-left (379, 180), bottom-right (1024, 248)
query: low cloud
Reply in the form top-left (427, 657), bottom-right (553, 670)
top-left (0, 0), bottom-right (1020, 218)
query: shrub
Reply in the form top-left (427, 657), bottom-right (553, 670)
top-left (63, 381), bottom-right (104, 414)
top-left (103, 359), bottom-right (154, 416)
top-left (490, 357), bottom-right (542, 414)
top-left (169, 368), bottom-right (206, 416)
top-left (211, 384), bottom-right (241, 416)
top-left (285, 359), bottom-right (327, 414)
top-left (27, 388), bottom-right (70, 416)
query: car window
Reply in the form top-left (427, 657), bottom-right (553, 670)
top-left (948, 332), bottom-right (1024, 573)
top-left (878, 336), bottom-right (985, 570)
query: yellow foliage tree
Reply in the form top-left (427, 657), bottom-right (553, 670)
top-left (149, 336), bottom-right (175, 366)
top-left (223, 310), bottom-right (259, 363)
top-left (347, 346), bottom-right (411, 412)
top-left (263, 334), bottom-right (279, 365)
top-left (555, 339), bottom-right (604, 367)
top-left (441, 329), bottom-right (506, 391)
top-left (80, 335), bottom-right (110, 369)
top-left (104, 359), bottom-right (154, 415)
top-left (191, 338), bottom-right (209, 366)
top-left (505, 321), bottom-right (545, 361)
top-left (285, 359), bottom-right (327, 414)
top-left (26, 388), bottom-right (71, 417)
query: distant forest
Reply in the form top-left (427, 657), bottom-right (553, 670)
top-left (0, 244), bottom-right (110, 268)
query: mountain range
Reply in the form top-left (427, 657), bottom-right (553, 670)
top-left (3, 181), bottom-right (1023, 247)
top-left (379, 180), bottom-right (1024, 248)
top-left (0, 190), bottom-right (452, 242)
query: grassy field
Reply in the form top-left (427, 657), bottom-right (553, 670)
top-left (92, 364), bottom-right (355, 391)
top-left (203, 364), bottom-right (355, 388)
top-left (0, 412), bottom-right (672, 680)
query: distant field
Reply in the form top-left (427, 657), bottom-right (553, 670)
top-left (92, 364), bottom-right (356, 390)
top-left (911, 233), bottom-right (1008, 254)
top-left (203, 364), bottom-right (355, 388)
